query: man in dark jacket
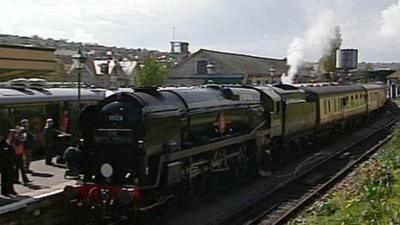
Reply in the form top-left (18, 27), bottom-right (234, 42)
top-left (0, 130), bottom-right (17, 196)
top-left (44, 118), bottom-right (58, 165)
top-left (20, 119), bottom-right (35, 173)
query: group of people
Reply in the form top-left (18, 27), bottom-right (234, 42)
top-left (0, 118), bottom-right (60, 197)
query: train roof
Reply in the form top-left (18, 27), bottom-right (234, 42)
top-left (91, 88), bottom-right (135, 98)
top-left (102, 86), bottom-right (261, 116)
top-left (299, 84), bottom-right (365, 96)
top-left (269, 84), bottom-right (307, 102)
top-left (161, 86), bottom-right (261, 109)
top-left (0, 87), bottom-right (104, 104)
top-left (245, 85), bottom-right (281, 101)
top-left (360, 83), bottom-right (386, 90)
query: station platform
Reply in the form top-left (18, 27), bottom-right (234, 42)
top-left (0, 159), bottom-right (75, 214)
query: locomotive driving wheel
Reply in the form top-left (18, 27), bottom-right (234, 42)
top-left (232, 144), bottom-right (251, 180)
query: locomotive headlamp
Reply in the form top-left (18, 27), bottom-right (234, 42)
top-left (100, 163), bottom-right (113, 178)
top-left (137, 140), bottom-right (144, 148)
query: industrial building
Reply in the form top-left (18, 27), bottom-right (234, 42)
top-left (167, 48), bottom-right (287, 85)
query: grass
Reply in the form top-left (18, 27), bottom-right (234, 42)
top-left (289, 128), bottom-right (400, 225)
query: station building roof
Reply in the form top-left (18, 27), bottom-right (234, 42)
top-left (0, 44), bottom-right (56, 81)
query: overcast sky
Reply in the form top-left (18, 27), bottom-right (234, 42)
top-left (0, 0), bottom-right (399, 62)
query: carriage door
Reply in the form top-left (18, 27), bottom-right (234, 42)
top-left (45, 103), bottom-right (61, 128)
top-left (340, 96), bottom-right (347, 118)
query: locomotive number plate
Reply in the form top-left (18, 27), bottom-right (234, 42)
top-left (94, 129), bottom-right (133, 144)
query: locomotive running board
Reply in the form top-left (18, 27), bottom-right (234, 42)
top-left (138, 194), bottom-right (174, 212)
top-left (163, 133), bottom-right (261, 163)
top-left (163, 121), bottom-right (266, 163)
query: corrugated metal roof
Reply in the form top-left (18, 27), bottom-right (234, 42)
top-left (360, 83), bottom-right (386, 90)
top-left (387, 70), bottom-right (400, 79)
top-left (200, 49), bottom-right (287, 75)
top-left (0, 88), bottom-right (104, 104)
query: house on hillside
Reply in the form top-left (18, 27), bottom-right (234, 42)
top-left (386, 70), bottom-right (400, 98)
top-left (167, 49), bottom-right (287, 85)
top-left (68, 55), bottom-right (139, 88)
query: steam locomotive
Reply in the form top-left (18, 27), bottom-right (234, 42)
top-left (64, 83), bottom-right (387, 218)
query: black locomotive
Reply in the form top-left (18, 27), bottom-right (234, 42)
top-left (64, 83), bottom-right (387, 218)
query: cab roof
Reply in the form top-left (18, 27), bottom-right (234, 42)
top-left (300, 84), bottom-right (365, 96)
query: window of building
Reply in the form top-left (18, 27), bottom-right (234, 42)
top-left (196, 60), bottom-right (208, 74)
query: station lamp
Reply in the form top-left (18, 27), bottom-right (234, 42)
top-left (72, 48), bottom-right (87, 111)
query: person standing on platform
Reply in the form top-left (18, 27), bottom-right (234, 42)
top-left (20, 119), bottom-right (35, 173)
top-left (43, 118), bottom-right (59, 165)
top-left (0, 130), bottom-right (17, 196)
top-left (61, 110), bottom-right (70, 132)
top-left (13, 127), bottom-right (31, 185)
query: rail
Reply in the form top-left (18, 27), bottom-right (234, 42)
top-left (220, 108), bottom-right (398, 225)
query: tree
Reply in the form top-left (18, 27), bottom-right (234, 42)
top-left (320, 25), bottom-right (342, 73)
top-left (135, 57), bottom-right (167, 87)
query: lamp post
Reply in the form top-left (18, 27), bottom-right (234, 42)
top-left (72, 48), bottom-right (87, 111)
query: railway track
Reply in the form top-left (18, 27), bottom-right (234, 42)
top-left (220, 110), bottom-right (398, 225)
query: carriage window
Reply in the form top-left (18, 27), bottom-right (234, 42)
top-left (6, 104), bottom-right (47, 144)
top-left (328, 100), bottom-right (331, 112)
top-left (334, 100), bottom-right (337, 112)
top-left (342, 97), bottom-right (348, 107)
top-left (11, 105), bottom-right (46, 129)
top-left (275, 102), bottom-right (280, 113)
top-left (68, 102), bottom-right (83, 134)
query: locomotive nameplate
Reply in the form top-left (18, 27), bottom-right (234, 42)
top-left (94, 129), bottom-right (133, 144)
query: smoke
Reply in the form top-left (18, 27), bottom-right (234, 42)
top-left (282, 37), bottom-right (304, 84)
top-left (282, 9), bottom-right (336, 84)
top-left (379, 0), bottom-right (400, 42)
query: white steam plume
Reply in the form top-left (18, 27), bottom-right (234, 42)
top-left (379, 0), bottom-right (400, 42)
top-left (282, 37), bottom-right (304, 84)
top-left (282, 9), bottom-right (335, 84)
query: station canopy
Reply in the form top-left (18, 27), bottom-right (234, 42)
top-left (0, 44), bottom-right (56, 81)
